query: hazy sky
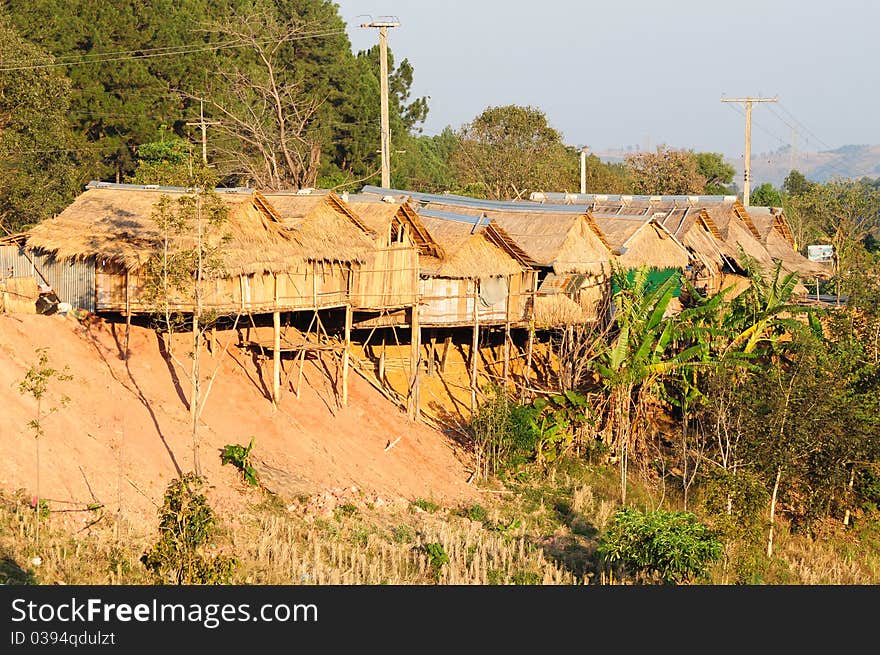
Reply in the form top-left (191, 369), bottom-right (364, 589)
top-left (334, 0), bottom-right (880, 161)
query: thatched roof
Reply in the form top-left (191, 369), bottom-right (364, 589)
top-left (748, 206), bottom-right (796, 247)
top-left (26, 184), bottom-right (374, 275)
top-left (590, 213), bottom-right (692, 270)
top-left (260, 190), bottom-right (377, 261)
top-left (423, 202), bottom-right (612, 275)
top-left (345, 197), bottom-right (443, 257)
top-left (417, 214), bottom-right (527, 278)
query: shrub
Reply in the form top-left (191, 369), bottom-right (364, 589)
top-left (220, 437), bottom-right (259, 487)
top-left (598, 508), bottom-right (722, 584)
top-left (141, 473), bottom-right (237, 584)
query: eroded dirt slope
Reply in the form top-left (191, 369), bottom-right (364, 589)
top-left (0, 313), bottom-right (476, 530)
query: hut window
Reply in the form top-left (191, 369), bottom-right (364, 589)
top-left (390, 220), bottom-right (405, 244)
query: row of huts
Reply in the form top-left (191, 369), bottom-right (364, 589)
top-left (3, 181), bottom-right (830, 417)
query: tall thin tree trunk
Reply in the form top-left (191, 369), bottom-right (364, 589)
top-left (767, 466), bottom-right (782, 558)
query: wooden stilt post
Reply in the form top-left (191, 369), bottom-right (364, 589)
top-left (503, 275), bottom-right (511, 388)
top-left (124, 270), bottom-right (131, 361)
top-left (379, 332), bottom-right (386, 384)
top-left (440, 334), bottom-right (451, 373)
top-left (342, 303), bottom-right (352, 406)
top-left (427, 330), bottom-right (436, 377)
top-left (272, 310), bottom-right (281, 407)
top-left (521, 274), bottom-right (538, 402)
top-left (409, 304), bottom-right (420, 421)
top-left (470, 282), bottom-right (480, 413)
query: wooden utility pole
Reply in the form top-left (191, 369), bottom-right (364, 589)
top-left (580, 148), bottom-right (587, 195)
top-left (720, 96), bottom-right (778, 207)
top-left (185, 100), bottom-right (220, 166)
top-left (360, 17), bottom-right (400, 188)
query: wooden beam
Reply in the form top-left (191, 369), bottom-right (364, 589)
top-left (503, 275), bottom-right (511, 387)
top-left (378, 332), bottom-right (387, 384)
top-left (342, 303), bottom-right (352, 406)
top-left (124, 270), bottom-right (131, 361)
top-left (408, 304), bottom-right (421, 421)
top-left (440, 334), bottom-right (451, 373)
top-left (272, 310), bottom-right (281, 407)
top-left (470, 283), bottom-right (480, 413)
top-left (427, 330), bottom-right (436, 377)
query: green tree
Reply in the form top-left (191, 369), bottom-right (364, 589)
top-left (625, 146), bottom-right (706, 195)
top-left (18, 347), bottom-right (72, 548)
top-left (785, 178), bottom-right (880, 300)
top-left (749, 182), bottom-right (783, 207)
top-left (449, 104), bottom-right (577, 200)
top-left (598, 508), bottom-right (722, 584)
top-left (579, 152), bottom-right (633, 194)
top-left (0, 15), bottom-right (85, 233)
top-left (141, 473), bottom-right (237, 584)
top-left (694, 152), bottom-right (736, 195)
top-left (142, 168), bottom-right (231, 474)
top-left (782, 169), bottom-right (815, 197)
top-left (324, 44), bottom-right (430, 189)
top-left (127, 131), bottom-right (195, 186)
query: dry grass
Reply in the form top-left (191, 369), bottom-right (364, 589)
top-left (3, 465), bottom-right (879, 586)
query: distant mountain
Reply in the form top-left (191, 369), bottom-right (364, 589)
top-left (744, 144), bottom-right (880, 188)
top-left (592, 144), bottom-right (880, 190)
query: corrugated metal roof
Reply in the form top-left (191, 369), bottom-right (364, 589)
top-left (529, 191), bottom-right (740, 204)
top-left (86, 180), bottom-right (254, 195)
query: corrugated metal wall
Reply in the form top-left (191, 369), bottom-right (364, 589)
top-left (0, 245), bottom-right (95, 312)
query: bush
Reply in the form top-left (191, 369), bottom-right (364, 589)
top-left (220, 438), bottom-right (259, 487)
top-left (141, 473), bottom-right (237, 584)
top-left (598, 508), bottom-right (722, 584)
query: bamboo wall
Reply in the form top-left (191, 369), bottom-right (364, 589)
top-left (96, 260), bottom-right (351, 314)
top-left (419, 271), bottom-right (535, 327)
top-left (351, 245), bottom-right (419, 310)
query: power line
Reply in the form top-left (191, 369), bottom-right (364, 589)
top-left (0, 28), bottom-right (348, 72)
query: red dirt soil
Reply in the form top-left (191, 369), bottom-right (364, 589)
top-left (0, 313), bottom-right (477, 530)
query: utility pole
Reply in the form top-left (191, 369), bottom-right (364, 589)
top-left (360, 16), bottom-right (400, 188)
top-left (720, 96), bottom-right (778, 207)
top-left (580, 147), bottom-right (587, 194)
top-left (185, 100), bottom-right (220, 166)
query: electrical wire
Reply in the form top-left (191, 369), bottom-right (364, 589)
top-left (0, 28), bottom-right (348, 72)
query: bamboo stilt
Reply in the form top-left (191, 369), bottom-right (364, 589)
top-left (440, 335), bottom-right (451, 373)
top-left (427, 330), bottom-right (436, 377)
top-left (408, 304), bottom-right (420, 421)
top-left (272, 310), bottom-right (281, 407)
top-left (471, 283), bottom-right (480, 413)
top-left (379, 333), bottom-right (386, 383)
top-left (342, 304), bottom-right (352, 406)
top-left (124, 271), bottom-right (131, 361)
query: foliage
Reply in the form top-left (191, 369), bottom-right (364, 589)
top-left (449, 105), bottom-right (578, 200)
top-left (127, 132), bottom-right (195, 185)
top-left (598, 508), bottom-right (722, 584)
top-left (0, 15), bottom-right (84, 233)
top-left (220, 437), bottom-right (259, 487)
top-left (694, 151), bottom-right (736, 195)
top-left (18, 347), bottom-right (73, 547)
top-left (625, 146), bottom-right (707, 195)
top-left (749, 182), bottom-right (783, 207)
top-left (422, 542), bottom-right (449, 579)
top-left (411, 499), bottom-right (440, 514)
top-left (141, 473), bottom-right (236, 584)
top-left (526, 391), bottom-right (594, 464)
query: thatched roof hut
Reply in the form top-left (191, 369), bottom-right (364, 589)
top-left (422, 202), bottom-right (612, 275)
top-left (27, 183), bottom-right (373, 274)
top-left (259, 190), bottom-right (376, 262)
top-left (413, 207), bottom-right (538, 327)
top-left (345, 194), bottom-right (442, 257)
top-left (416, 210), bottom-right (533, 278)
top-left (589, 213), bottom-right (691, 270)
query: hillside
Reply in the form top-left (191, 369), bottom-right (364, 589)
top-left (0, 313), bottom-right (477, 533)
